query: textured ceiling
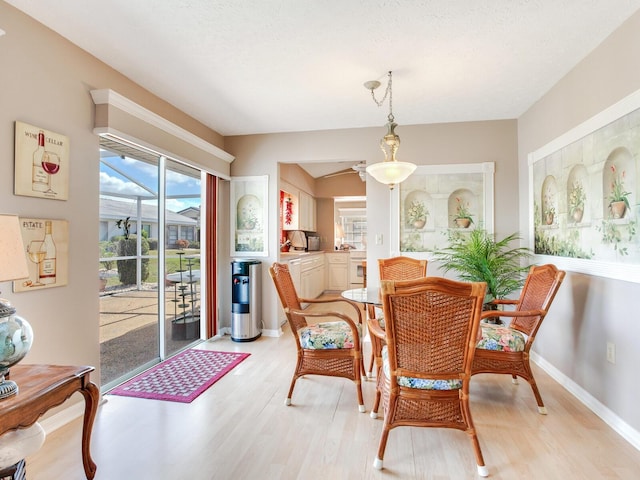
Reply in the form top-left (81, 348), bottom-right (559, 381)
top-left (5, 0), bottom-right (640, 142)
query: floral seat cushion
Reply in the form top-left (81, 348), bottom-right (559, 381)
top-left (476, 325), bottom-right (526, 352)
top-left (381, 346), bottom-right (462, 390)
top-left (298, 321), bottom-right (360, 350)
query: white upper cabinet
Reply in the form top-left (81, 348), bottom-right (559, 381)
top-left (282, 189), bottom-right (316, 232)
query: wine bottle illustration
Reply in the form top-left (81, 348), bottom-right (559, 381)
top-left (32, 130), bottom-right (49, 192)
top-left (39, 220), bottom-right (57, 285)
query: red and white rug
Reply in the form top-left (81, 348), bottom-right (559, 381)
top-left (109, 349), bottom-right (250, 403)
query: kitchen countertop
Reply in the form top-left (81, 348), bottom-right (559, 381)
top-left (279, 251), bottom-right (325, 259)
top-left (280, 250), bottom-right (365, 259)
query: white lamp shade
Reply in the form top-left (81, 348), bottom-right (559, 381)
top-left (0, 215), bottom-right (29, 282)
top-left (366, 161), bottom-right (417, 187)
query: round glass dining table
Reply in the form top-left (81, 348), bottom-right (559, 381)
top-left (341, 287), bottom-right (381, 306)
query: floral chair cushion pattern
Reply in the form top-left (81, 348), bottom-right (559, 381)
top-left (476, 325), bottom-right (526, 352)
top-left (381, 346), bottom-right (462, 390)
top-left (298, 321), bottom-right (360, 350)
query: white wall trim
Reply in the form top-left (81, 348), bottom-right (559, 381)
top-left (261, 328), bottom-right (283, 337)
top-left (533, 352), bottom-right (640, 451)
top-left (90, 89), bottom-right (234, 163)
top-left (95, 128), bottom-right (231, 181)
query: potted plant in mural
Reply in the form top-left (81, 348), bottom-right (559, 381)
top-left (568, 181), bottom-right (586, 223)
top-left (406, 200), bottom-right (428, 229)
top-left (542, 186), bottom-right (556, 225)
top-left (608, 165), bottom-right (631, 219)
top-left (453, 197), bottom-right (473, 228)
top-left (237, 194), bottom-right (261, 230)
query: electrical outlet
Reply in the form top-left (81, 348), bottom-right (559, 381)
top-left (606, 342), bottom-right (616, 364)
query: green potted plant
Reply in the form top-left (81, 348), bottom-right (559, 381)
top-left (453, 197), bottom-right (473, 228)
top-left (433, 229), bottom-right (533, 313)
top-left (568, 181), bottom-right (586, 223)
top-left (608, 164), bottom-right (630, 219)
top-left (406, 200), bottom-right (428, 229)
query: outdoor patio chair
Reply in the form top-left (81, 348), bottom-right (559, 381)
top-left (472, 263), bottom-right (566, 414)
top-left (369, 276), bottom-right (488, 476)
top-left (269, 262), bottom-right (366, 413)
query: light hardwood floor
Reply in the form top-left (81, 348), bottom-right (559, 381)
top-left (27, 302), bottom-right (640, 479)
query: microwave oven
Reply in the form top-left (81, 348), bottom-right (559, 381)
top-left (307, 235), bottom-right (321, 251)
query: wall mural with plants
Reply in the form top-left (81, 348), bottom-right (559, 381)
top-left (395, 163), bottom-right (495, 253)
top-left (230, 175), bottom-right (268, 256)
top-left (530, 95), bottom-right (640, 268)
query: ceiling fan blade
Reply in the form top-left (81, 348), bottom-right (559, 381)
top-left (324, 169), bottom-right (356, 178)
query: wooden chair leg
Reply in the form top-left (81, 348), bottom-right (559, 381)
top-left (373, 423), bottom-right (391, 470)
top-left (355, 376), bottom-right (365, 413)
top-left (366, 304), bottom-right (379, 379)
top-left (468, 430), bottom-right (488, 477)
top-left (370, 388), bottom-right (381, 418)
top-left (522, 358), bottom-right (546, 414)
top-left (286, 375), bottom-right (297, 406)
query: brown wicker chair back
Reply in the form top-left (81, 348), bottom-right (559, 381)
top-left (371, 276), bottom-right (489, 476)
top-left (366, 256), bottom-right (428, 380)
top-left (269, 262), bottom-right (305, 331)
top-left (378, 256), bottom-right (427, 281)
top-left (509, 263), bottom-right (566, 337)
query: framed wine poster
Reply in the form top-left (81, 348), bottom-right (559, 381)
top-left (14, 218), bottom-right (69, 292)
top-left (14, 121), bottom-right (70, 200)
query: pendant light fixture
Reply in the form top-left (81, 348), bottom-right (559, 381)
top-left (364, 71), bottom-right (416, 189)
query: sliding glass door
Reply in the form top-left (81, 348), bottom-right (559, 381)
top-left (99, 138), bottom-right (203, 390)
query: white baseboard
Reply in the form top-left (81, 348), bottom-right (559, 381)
top-left (532, 352), bottom-right (640, 451)
top-left (261, 328), bottom-right (283, 337)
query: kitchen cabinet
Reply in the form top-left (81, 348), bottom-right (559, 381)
top-left (299, 191), bottom-right (316, 231)
top-left (281, 189), bottom-right (316, 232)
top-left (300, 253), bottom-right (325, 300)
top-left (326, 253), bottom-right (349, 291)
top-left (349, 251), bottom-right (366, 287)
top-left (277, 258), bottom-right (302, 326)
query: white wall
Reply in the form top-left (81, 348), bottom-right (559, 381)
top-left (225, 120), bottom-right (518, 337)
top-left (0, 2), bottom-right (224, 392)
top-left (518, 11), bottom-right (640, 437)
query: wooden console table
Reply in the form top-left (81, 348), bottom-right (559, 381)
top-left (0, 364), bottom-right (99, 479)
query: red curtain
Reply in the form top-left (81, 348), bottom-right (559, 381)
top-left (205, 174), bottom-right (218, 337)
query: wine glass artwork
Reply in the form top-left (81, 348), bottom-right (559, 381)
top-left (41, 151), bottom-right (60, 194)
top-left (27, 240), bottom-right (45, 286)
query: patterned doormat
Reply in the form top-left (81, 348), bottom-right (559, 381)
top-left (109, 349), bottom-right (250, 403)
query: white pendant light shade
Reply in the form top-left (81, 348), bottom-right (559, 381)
top-left (363, 71), bottom-right (416, 189)
top-left (366, 161), bottom-right (416, 189)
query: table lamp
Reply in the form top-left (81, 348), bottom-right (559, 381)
top-left (0, 214), bottom-right (32, 399)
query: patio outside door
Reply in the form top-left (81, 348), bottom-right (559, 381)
top-left (99, 138), bottom-right (203, 391)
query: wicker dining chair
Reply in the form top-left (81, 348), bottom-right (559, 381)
top-left (269, 262), bottom-right (366, 412)
top-left (472, 263), bottom-right (566, 414)
top-left (366, 256), bottom-right (428, 379)
top-left (369, 276), bottom-right (488, 476)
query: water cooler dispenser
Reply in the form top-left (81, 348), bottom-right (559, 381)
top-left (231, 260), bottom-right (262, 342)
